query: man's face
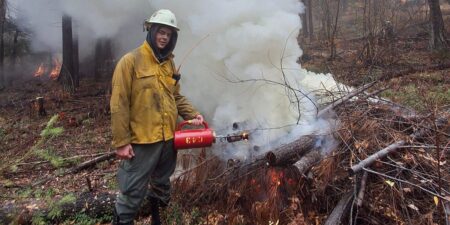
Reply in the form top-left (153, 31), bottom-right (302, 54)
top-left (155, 26), bottom-right (173, 50)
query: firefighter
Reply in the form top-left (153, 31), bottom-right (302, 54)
top-left (110, 9), bottom-right (204, 225)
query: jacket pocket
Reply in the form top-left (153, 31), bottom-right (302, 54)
top-left (135, 73), bottom-right (157, 91)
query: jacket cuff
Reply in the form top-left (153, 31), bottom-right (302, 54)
top-left (112, 138), bottom-right (131, 148)
top-left (184, 111), bottom-right (200, 120)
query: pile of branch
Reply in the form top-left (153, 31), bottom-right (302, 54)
top-left (171, 82), bottom-right (449, 224)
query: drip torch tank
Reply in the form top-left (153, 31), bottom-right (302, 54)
top-left (173, 121), bottom-right (249, 150)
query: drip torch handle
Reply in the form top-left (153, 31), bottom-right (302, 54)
top-left (177, 121), bottom-right (209, 131)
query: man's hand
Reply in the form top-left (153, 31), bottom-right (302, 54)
top-left (116, 144), bottom-right (135, 160)
top-left (190, 114), bottom-right (204, 126)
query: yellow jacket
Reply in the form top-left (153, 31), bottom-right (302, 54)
top-left (110, 41), bottom-right (199, 148)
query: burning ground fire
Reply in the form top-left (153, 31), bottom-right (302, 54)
top-left (244, 167), bottom-right (301, 223)
top-left (33, 58), bottom-right (62, 80)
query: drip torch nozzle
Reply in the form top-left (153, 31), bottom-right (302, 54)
top-left (225, 132), bottom-right (249, 143)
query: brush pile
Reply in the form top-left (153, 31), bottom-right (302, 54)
top-left (172, 93), bottom-right (450, 225)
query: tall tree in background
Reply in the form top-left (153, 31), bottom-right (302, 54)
top-left (94, 38), bottom-right (114, 80)
top-left (73, 24), bottom-right (79, 88)
top-left (60, 14), bottom-right (75, 92)
top-left (307, 0), bottom-right (313, 41)
top-left (427, 0), bottom-right (448, 50)
top-left (341, 0), bottom-right (348, 13)
top-left (0, 0), bottom-right (6, 88)
top-left (301, 0), bottom-right (313, 40)
top-left (318, 0), bottom-right (340, 60)
top-left (11, 28), bottom-right (19, 68)
top-left (301, 9), bottom-right (308, 38)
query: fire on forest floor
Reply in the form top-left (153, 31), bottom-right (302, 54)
top-left (169, 98), bottom-right (449, 225)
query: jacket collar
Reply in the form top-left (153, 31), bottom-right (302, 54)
top-left (142, 40), bottom-right (174, 64)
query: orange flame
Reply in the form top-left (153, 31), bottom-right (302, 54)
top-left (49, 58), bottom-right (62, 80)
top-left (268, 168), bottom-right (284, 187)
top-left (34, 63), bottom-right (46, 77)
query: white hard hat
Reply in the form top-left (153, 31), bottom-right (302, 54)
top-left (145, 9), bottom-right (179, 31)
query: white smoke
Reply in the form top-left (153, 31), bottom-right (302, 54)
top-left (9, 0), bottom-right (152, 56)
top-left (11, 0), bottom-right (340, 160)
top-left (151, 0), bottom-right (340, 159)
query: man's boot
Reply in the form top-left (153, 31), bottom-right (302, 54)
top-left (150, 197), bottom-right (162, 225)
top-left (112, 208), bottom-right (134, 225)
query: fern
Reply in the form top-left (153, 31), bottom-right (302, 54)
top-left (36, 149), bottom-right (66, 168)
top-left (40, 114), bottom-right (64, 138)
top-left (48, 193), bottom-right (76, 219)
top-left (0, 114), bottom-right (65, 173)
top-left (31, 212), bottom-right (47, 225)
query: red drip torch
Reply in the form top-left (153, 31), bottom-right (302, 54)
top-left (174, 121), bottom-right (249, 150)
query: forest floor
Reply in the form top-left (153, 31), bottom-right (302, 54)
top-left (1, 6), bottom-right (450, 225)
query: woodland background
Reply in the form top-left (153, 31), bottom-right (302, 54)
top-left (0, 0), bottom-right (449, 224)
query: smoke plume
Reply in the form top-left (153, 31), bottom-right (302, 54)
top-left (11, 0), bottom-right (340, 160)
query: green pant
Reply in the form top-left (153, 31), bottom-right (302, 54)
top-left (115, 141), bottom-right (177, 223)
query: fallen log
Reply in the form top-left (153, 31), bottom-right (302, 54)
top-left (67, 151), bottom-right (116, 174)
top-left (265, 136), bottom-right (316, 166)
top-left (184, 135), bottom-right (320, 205)
top-left (0, 191), bottom-right (156, 224)
top-left (32, 152), bottom-right (116, 187)
top-left (324, 191), bottom-right (354, 225)
top-left (292, 148), bottom-right (322, 175)
top-left (0, 192), bottom-right (115, 224)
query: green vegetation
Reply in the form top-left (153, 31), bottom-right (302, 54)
top-left (0, 114), bottom-right (64, 173)
top-left (29, 190), bottom-right (113, 224)
top-left (0, 127), bottom-right (5, 141)
top-left (48, 193), bottom-right (76, 219)
top-left (40, 115), bottom-right (64, 138)
top-left (104, 173), bottom-right (118, 190)
top-left (381, 84), bottom-right (450, 112)
top-left (163, 204), bottom-right (205, 225)
top-left (31, 212), bottom-right (46, 225)
top-left (35, 148), bottom-right (66, 168)
top-left (164, 203), bottom-right (184, 225)
top-left (189, 207), bottom-right (203, 225)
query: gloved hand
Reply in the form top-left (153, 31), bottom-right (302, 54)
top-left (189, 114), bottom-right (204, 126)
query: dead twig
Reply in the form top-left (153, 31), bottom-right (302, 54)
top-left (324, 191), bottom-right (354, 225)
top-left (349, 140), bottom-right (406, 175)
top-left (31, 151), bottom-right (116, 187)
top-left (317, 81), bottom-right (377, 118)
top-left (356, 171), bottom-right (368, 207)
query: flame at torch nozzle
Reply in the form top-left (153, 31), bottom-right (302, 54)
top-left (216, 132), bottom-right (249, 143)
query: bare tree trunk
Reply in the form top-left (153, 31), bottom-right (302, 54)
top-left (94, 39), bottom-right (103, 80)
top-left (427, 0), bottom-right (449, 50)
top-left (104, 38), bottom-right (114, 79)
top-left (307, 0), bottom-right (313, 41)
top-left (73, 25), bottom-right (79, 88)
top-left (301, 12), bottom-right (308, 38)
top-left (341, 0), bottom-right (348, 13)
top-left (94, 38), bottom-right (114, 80)
top-left (301, 0), bottom-right (309, 38)
top-left (11, 29), bottom-right (19, 69)
top-left (0, 0), bottom-right (6, 88)
top-left (60, 14), bottom-right (75, 93)
top-left (329, 0), bottom-right (341, 60)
